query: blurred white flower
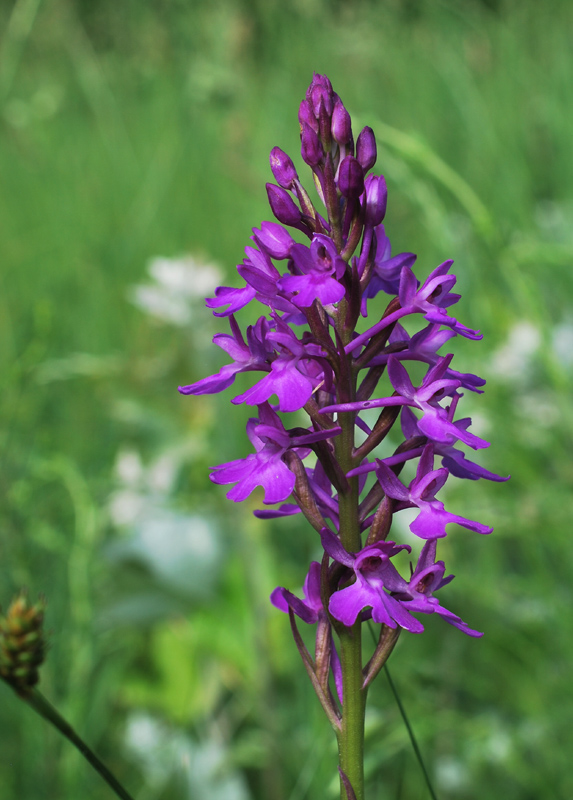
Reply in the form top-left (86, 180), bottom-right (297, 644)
top-left (435, 756), bottom-right (470, 791)
top-left (109, 447), bottom-right (181, 527)
top-left (490, 321), bottom-right (540, 382)
top-left (115, 449), bottom-right (144, 486)
top-left (552, 320), bottom-right (573, 369)
top-left (130, 254), bottom-right (222, 326)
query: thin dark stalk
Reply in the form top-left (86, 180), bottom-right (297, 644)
top-left (383, 666), bottom-right (439, 800)
top-left (367, 622), bottom-right (439, 800)
top-left (25, 689), bottom-right (135, 800)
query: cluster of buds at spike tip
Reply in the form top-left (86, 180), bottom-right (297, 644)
top-left (0, 592), bottom-right (47, 697)
top-left (178, 73), bottom-right (507, 722)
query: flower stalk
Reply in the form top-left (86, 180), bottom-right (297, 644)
top-left (0, 592), bottom-right (135, 800)
top-left (179, 73), bottom-right (507, 798)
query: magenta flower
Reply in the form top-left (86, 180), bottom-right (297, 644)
top-left (320, 528), bottom-right (424, 632)
top-left (210, 403), bottom-right (340, 504)
top-left (375, 445), bottom-right (493, 539)
top-left (397, 540), bottom-right (483, 637)
top-left (278, 234), bottom-right (347, 308)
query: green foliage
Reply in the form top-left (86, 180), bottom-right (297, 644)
top-left (1, 0), bottom-right (572, 797)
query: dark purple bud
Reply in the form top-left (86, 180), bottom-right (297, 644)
top-left (301, 122), bottom-right (323, 167)
top-left (307, 74), bottom-right (334, 116)
top-left (306, 73), bottom-right (333, 100)
top-left (270, 147), bottom-right (299, 189)
top-left (363, 174), bottom-right (388, 227)
top-left (356, 126), bottom-right (377, 172)
top-left (331, 99), bottom-right (352, 145)
top-left (317, 98), bottom-right (332, 145)
top-left (338, 156), bottom-right (365, 198)
top-left (298, 99), bottom-right (318, 133)
top-left (266, 183), bottom-right (302, 226)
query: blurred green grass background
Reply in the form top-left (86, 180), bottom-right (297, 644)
top-left (1, 0), bottom-right (572, 797)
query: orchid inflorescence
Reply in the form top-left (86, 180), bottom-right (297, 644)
top-left (179, 73), bottom-right (505, 770)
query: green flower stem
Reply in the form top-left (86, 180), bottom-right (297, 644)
top-left (338, 622), bottom-right (367, 800)
top-left (335, 404), bottom-right (366, 800)
top-left (24, 688), bottom-right (135, 800)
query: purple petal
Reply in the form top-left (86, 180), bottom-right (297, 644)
top-left (329, 581), bottom-right (381, 627)
top-left (270, 587), bottom-right (319, 624)
top-left (206, 285), bottom-right (256, 316)
top-left (320, 528), bottom-right (355, 567)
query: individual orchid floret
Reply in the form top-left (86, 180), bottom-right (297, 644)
top-left (363, 174), bottom-right (387, 229)
top-left (237, 245), bottom-right (281, 297)
top-left (398, 261), bottom-right (482, 340)
top-left (396, 540), bottom-right (483, 637)
top-left (178, 316), bottom-right (274, 396)
top-left (279, 234), bottom-right (347, 308)
top-left (365, 323), bottom-right (486, 394)
top-left (348, 259), bottom-right (480, 355)
top-left (210, 403), bottom-right (340, 504)
top-left (331, 98), bottom-right (352, 147)
top-left (232, 318), bottom-right (330, 412)
top-left (266, 183), bottom-right (306, 228)
top-left (271, 560), bottom-right (344, 705)
top-left (375, 444), bottom-right (493, 539)
top-left (271, 560), bottom-right (324, 624)
top-left (300, 121), bottom-right (324, 167)
top-left (320, 528), bottom-right (424, 632)
top-left (324, 355), bottom-right (489, 450)
top-left (400, 407), bottom-right (509, 482)
top-left (359, 225), bottom-right (416, 313)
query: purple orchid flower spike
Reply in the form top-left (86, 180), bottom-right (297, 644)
top-left (397, 540), bottom-right (483, 637)
top-left (320, 528), bottom-right (424, 632)
top-left (375, 444), bottom-right (493, 539)
top-left (179, 74), bottom-right (506, 799)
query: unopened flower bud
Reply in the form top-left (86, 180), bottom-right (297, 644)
top-left (307, 74), bottom-right (334, 117)
top-left (363, 174), bottom-right (388, 227)
top-left (356, 126), bottom-right (377, 172)
top-left (301, 123), bottom-right (323, 167)
top-left (266, 183), bottom-right (303, 226)
top-left (331, 99), bottom-right (352, 145)
top-left (298, 99), bottom-right (318, 133)
top-left (270, 147), bottom-right (299, 189)
top-left (252, 221), bottom-right (294, 260)
top-left (0, 592), bottom-right (47, 696)
top-left (338, 156), bottom-right (365, 198)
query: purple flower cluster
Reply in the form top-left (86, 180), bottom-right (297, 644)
top-left (179, 74), bottom-right (506, 700)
